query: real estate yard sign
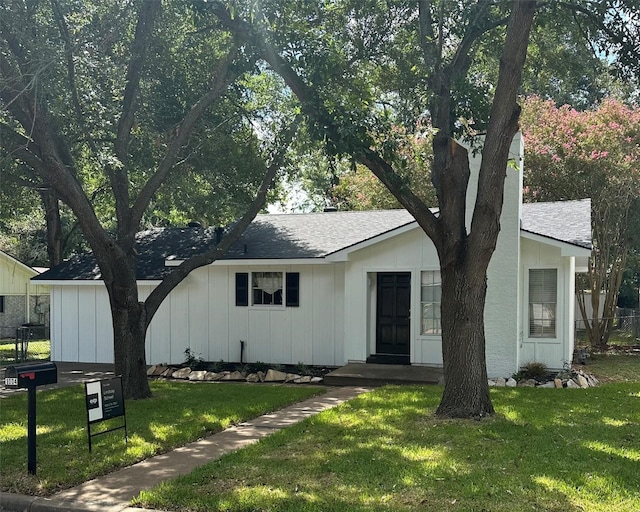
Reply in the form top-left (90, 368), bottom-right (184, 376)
top-left (85, 377), bottom-right (127, 452)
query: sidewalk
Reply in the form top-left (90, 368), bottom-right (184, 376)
top-left (0, 386), bottom-right (370, 512)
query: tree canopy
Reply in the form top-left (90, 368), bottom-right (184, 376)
top-left (521, 96), bottom-right (640, 346)
top-left (0, 0), bottom-right (298, 398)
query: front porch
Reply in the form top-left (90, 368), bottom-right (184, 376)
top-left (324, 363), bottom-right (443, 387)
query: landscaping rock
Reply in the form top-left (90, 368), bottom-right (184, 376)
top-left (205, 372), bottom-right (223, 381)
top-left (539, 381), bottom-right (555, 388)
top-left (566, 378), bottom-right (580, 388)
top-left (257, 371), bottom-right (266, 382)
top-left (221, 370), bottom-right (245, 381)
top-left (161, 367), bottom-right (176, 377)
top-left (506, 378), bottom-right (517, 387)
top-left (264, 369), bottom-right (287, 382)
top-left (554, 378), bottom-right (563, 389)
top-left (294, 376), bottom-right (312, 384)
top-left (495, 377), bottom-right (506, 387)
top-left (172, 367), bottom-right (192, 379)
top-left (246, 373), bottom-right (260, 383)
top-left (310, 377), bottom-right (324, 384)
top-left (147, 365), bottom-right (168, 376)
top-left (518, 379), bottom-right (537, 387)
top-left (285, 373), bottom-right (301, 383)
top-left (188, 370), bottom-right (207, 381)
top-left (576, 374), bottom-right (589, 388)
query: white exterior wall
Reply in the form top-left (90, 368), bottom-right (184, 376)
top-left (49, 284), bottom-right (112, 363)
top-left (342, 134), bottom-right (524, 377)
top-left (0, 252), bottom-right (50, 337)
top-left (50, 263), bottom-right (345, 367)
top-left (480, 136), bottom-right (523, 377)
top-left (343, 228), bottom-right (441, 365)
top-left (519, 238), bottom-right (575, 369)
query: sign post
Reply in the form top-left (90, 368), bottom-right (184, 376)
top-left (85, 377), bottom-right (127, 452)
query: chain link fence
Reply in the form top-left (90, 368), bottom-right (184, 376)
top-left (0, 324), bottom-right (50, 365)
top-left (575, 308), bottom-right (640, 346)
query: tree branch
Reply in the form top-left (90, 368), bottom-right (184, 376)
top-left (111, 0), bottom-right (161, 238)
top-left (469, 0), bottom-right (537, 262)
top-left (143, 116), bottom-right (303, 324)
top-left (211, 3), bottom-right (440, 240)
top-left (114, 0), bottom-right (160, 163)
top-left (130, 45), bottom-right (243, 229)
top-left (50, 0), bottom-right (100, 158)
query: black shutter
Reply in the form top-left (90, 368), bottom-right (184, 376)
top-left (285, 272), bottom-right (300, 307)
top-left (235, 273), bottom-right (249, 306)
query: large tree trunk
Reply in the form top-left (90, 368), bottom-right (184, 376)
top-left (39, 189), bottom-right (63, 267)
top-left (103, 253), bottom-right (151, 399)
top-left (437, 262), bottom-right (493, 418)
top-left (111, 300), bottom-right (150, 400)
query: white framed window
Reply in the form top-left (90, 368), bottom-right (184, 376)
top-left (253, 271), bottom-right (283, 305)
top-left (529, 268), bottom-right (557, 338)
top-left (421, 271), bottom-right (441, 335)
top-left (235, 272), bottom-right (299, 307)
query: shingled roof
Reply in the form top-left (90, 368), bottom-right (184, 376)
top-left (521, 198), bottom-right (592, 249)
top-left (33, 200), bottom-right (592, 282)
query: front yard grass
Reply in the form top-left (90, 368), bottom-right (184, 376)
top-left (0, 381), bottom-right (323, 496)
top-left (135, 357), bottom-right (640, 512)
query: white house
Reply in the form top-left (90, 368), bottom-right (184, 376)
top-left (33, 135), bottom-right (592, 377)
top-left (0, 250), bottom-right (49, 339)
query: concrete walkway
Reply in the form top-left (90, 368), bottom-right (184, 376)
top-left (0, 385), bottom-right (370, 512)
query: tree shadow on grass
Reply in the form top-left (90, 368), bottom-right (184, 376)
top-left (136, 384), bottom-right (640, 512)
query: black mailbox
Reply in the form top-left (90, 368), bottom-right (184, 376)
top-left (4, 362), bottom-right (57, 389)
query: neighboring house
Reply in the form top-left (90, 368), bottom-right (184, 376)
top-left (0, 250), bottom-right (50, 339)
top-left (33, 135), bottom-right (592, 376)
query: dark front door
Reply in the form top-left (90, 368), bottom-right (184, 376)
top-left (373, 272), bottom-right (411, 364)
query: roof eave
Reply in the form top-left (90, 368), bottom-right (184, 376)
top-left (1, 251), bottom-right (38, 277)
top-left (166, 258), bottom-right (331, 266)
top-left (521, 230), bottom-right (592, 257)
top-left (30, 279), bottom-right (163, 286)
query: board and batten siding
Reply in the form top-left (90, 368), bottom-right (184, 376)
top-left (147, 265), bottom-right (344, 366)
top-left (50, 263), bottom-right (345, 367)
top-left (519, 238), bottom-right (576, 370)
top-left (50, 284), bottom-right (112, 363)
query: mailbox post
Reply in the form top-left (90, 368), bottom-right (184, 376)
top-left (4, 362), bottom-right (57, 475)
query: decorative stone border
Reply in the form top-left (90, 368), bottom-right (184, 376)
top-left (146, 365), bottom-right (324, 384)
top-left (489, 368), bottom-right (599, 389)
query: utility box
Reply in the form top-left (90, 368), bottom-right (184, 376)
top-left (4, 362), bottom-right (57, 389)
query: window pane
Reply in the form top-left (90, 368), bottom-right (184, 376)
top-left (252, 272), bottom-right (283, 306)
top-left (529, 269), bottom-right (557, 338)
top-left (421, 271), bottom-right (442, 335)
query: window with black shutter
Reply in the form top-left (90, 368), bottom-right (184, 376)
top-left (235, 273), bottom-right (249, 306)
top-left (286, 272), bottom-right (300, 307)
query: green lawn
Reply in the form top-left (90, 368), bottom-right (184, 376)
top-left (585, 353), bottom-right (640, 382)
top-left (135, 358), bottom-right (640, 512)
top-left (0, 381), bottom-right (323, 496)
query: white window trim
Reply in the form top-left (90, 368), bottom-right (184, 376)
top-left (526, 266), bottom-right (560, 341)
top-left (420, 269), bottom-right (442, 337)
